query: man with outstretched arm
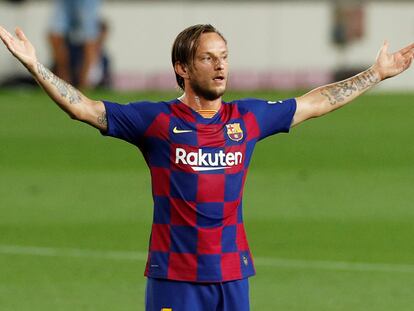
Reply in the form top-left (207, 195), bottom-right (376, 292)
top-left (1, 24), bottom-right (413, 311)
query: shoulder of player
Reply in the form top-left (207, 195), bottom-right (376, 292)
top-left (226, 98), bottom-right (267, 112)
top-left (229, 98), bottom-right (296, 109)
top-left (112, 100), bottom-right (172, 116)
top-left (127, 100), bottom-right (170, 110)
top-left (101, 100), bottom-right (173, 123)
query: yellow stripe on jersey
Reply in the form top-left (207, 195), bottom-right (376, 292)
top-left (161, 309), bottom-right (172, 311)
top-left (197, 109), bottom-right (218, 119)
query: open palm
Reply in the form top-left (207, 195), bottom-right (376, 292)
top-left (375, 41), bottom-right (414, 80)
top-left (0, 26), bottom-right (37, 69)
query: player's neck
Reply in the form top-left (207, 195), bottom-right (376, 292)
top-left (178, 92), bottom-right (222, 114)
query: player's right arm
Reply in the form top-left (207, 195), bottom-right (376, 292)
top-left (0, 26), bottom-right (107, 131)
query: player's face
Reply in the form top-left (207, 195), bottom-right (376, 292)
top-left (188, 32), bottom-right (228, 100)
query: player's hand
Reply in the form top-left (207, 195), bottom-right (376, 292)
top-left (0, 26), bottom-right (37, 71)
top-left (373, 41), bottom-right (414, 81)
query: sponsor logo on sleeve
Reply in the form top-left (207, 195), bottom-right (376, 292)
top-left (267, 100), bottom-right (283, 104)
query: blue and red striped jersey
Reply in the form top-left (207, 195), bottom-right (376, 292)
top-left (102, 98), bottom-right (296, 282)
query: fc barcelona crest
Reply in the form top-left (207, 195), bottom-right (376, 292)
top-left (226, 123), bottom-right (243, 142)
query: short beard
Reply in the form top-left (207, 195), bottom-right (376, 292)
top-left (189, 79), bottom-right (226, 101)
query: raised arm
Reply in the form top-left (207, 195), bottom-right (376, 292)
top-left (0, 26), bottom-right (107, 131)
top-left (292, 41), bottom-right (414, 127)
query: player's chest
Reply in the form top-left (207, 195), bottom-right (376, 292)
top-left (144, 112), bottom-right (249, 147)
top-left (142, 112), bottom-right (257, 172)
top-left (168, 118), bottom-right (246, 147)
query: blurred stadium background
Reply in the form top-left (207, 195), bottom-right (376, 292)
top-left (1, 0), bottom-right (414, 310)
top-left (2, 0), bottom-right (414, 90)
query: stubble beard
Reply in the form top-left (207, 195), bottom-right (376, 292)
top-left (189, 78), bottom-right (227, 101)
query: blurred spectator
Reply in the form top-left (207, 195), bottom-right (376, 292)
top-left (48, 0), bottom-right (101, 89)
top-left (65, 19), bottom-right (112, 88)
top-left (90, 20), bottom-right (112, 88)
top-left (332, 3), bottom-right (365, 48)
top-left (331, 3), bottom-right (366, 81)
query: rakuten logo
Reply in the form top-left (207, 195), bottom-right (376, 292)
top-left (175, 148), bottom-right (243, 171)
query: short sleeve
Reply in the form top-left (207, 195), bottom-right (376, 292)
top-left (238, 98), bottom-right (296, 140)
top-left (101, 100), bottom-right (167, 145)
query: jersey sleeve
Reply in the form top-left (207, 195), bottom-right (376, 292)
top-left (238, 98), bottom-right (296, 140)
top-left (101, 100), bottom-right (166, 145)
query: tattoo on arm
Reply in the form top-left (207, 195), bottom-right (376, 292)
top-left (36, 62), bottom-right (82, 104)
top-left (320, 68), bottom-right (380, 105)
top-left (97, 111), bottom-right (107, 127)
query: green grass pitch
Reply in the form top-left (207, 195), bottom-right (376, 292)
top-left (1, 89), bottom-right (414, 310)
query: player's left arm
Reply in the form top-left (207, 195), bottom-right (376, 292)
top-left (292, 41), bottom-right (414, 127)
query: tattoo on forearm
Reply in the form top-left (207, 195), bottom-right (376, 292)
top-left (36, 62), bottom-right (82, 104)
top-left (320, 68), bottom-right (380, 105)
top-left (321, 81), bottom-right (357, 105)
top-left (37, 62), bottom-right (52, 81)
top-left (354, 69), bottom-right (380, 91)
top-left (97, 112), bottom-right (107, 127)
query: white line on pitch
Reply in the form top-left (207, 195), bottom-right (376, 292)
top-left (254, 257), bottom-right (414, 274)
top-left (0, 244), bottom-right (147, 261)
top-left (1, 244), bottom-right (414, 274)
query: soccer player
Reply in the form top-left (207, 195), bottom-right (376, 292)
top-left (0, 24), bottom-right (413, 310)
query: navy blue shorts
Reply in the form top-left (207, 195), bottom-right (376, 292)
top-left (145, 277), bottom-right (250, 311)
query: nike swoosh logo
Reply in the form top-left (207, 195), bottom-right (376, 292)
top-left (173, 126), bottom-right (193, 134)
top-left (267, 100), bottom-right (283, 104)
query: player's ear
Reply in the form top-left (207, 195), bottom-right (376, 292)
top-left (174, 61), bottom-right (189, 79)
